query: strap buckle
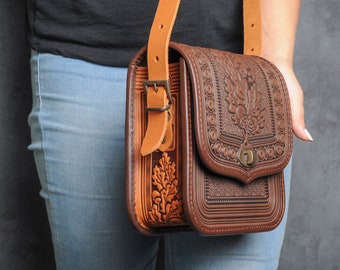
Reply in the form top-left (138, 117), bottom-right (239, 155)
top-left (143, 80), bottom-right (172, 112)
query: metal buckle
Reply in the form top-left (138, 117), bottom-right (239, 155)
top-left (143, 80), bottom-right (172, 112)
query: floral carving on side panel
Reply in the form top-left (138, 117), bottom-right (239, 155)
top-left (148, 152), bottom-right (184, 225)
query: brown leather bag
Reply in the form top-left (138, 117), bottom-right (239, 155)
top-left (126, 0), bottom-right (293, 235)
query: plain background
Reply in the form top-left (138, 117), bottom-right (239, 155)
top-left (0, 0), bottom-right (339, 269)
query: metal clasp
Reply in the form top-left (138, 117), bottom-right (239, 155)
top-left (143, 80), bottom-right (172, 112)
top-left (239, 148), bottom-right (257, 167)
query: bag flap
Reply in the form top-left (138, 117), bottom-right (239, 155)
top-left (171, 42), bottom-right (293, 184)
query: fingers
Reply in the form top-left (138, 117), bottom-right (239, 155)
top-left (275, 63), bottom-right (313, 142)
top-left (290, 95), bottom-right (313, 141)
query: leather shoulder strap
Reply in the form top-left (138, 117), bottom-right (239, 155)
top-left (243, 0), bottom-right (262, 55)
top-left (140, 0), bottom-right (181, 155)
top-left (148, 0), bottom-right (262, 78)
top-left (141, 0), bottom-right (262, 155)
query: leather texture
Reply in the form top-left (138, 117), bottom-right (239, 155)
top-left (126, 42), bottom-right (293, 235)
top-left (140, 0), bottom-right (181, 155)
top-left (243, 0), bottom-right (262, 55)
top-left (126, 54), bottom-right (189, 234)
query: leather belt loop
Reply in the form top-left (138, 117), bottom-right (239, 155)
top-left (243, 0), bottom-right (262, 56)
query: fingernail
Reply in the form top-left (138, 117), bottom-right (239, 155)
top-left (304, 129), bottom-right (314, 141)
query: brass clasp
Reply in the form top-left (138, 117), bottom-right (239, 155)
top-left (239, 148), bottom-right (257, 167)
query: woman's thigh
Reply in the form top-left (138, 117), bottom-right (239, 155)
top-left (28, 52), bottom-right (159, 270)
top-left (165, 161), bottom-right (292, 270)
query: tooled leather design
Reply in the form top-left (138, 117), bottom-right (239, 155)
top-left (127, 45), bottom-right (287, 235)
top-left (205, 174), bottom-right (268, 203)
top-left (178, 46), bottom-right (286, 234)
top-left (148, 152), bottom-right (184, 225)
top-left (224, 55), bottom-right (266, 143)
top-left (188, 46), bottom-right (290, 174)
top-left (254, 65), bottom-right (289, 161)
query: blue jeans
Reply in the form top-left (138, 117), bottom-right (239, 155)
top-left (28, 51), bottom-right (292, 270)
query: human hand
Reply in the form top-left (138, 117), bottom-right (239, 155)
top-left (274, 60), bottom-right (313, 142)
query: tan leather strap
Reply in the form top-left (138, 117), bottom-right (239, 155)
top-left (141, 0), bottom-right (262, 155)
top-left (243, 0), bottom-right (262, 55)
top-left (140, 0), bottom-right (180, 155)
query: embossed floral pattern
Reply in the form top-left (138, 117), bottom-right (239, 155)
top-left (148, 152), bottom-right (184, 225)
top-left (193, 49), bottom-right (289, 164)
top-left (224, 61), bottom-right (266, 139)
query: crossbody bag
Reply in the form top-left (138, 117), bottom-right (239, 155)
top-left (126, 0), bottom-right (292, 235)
